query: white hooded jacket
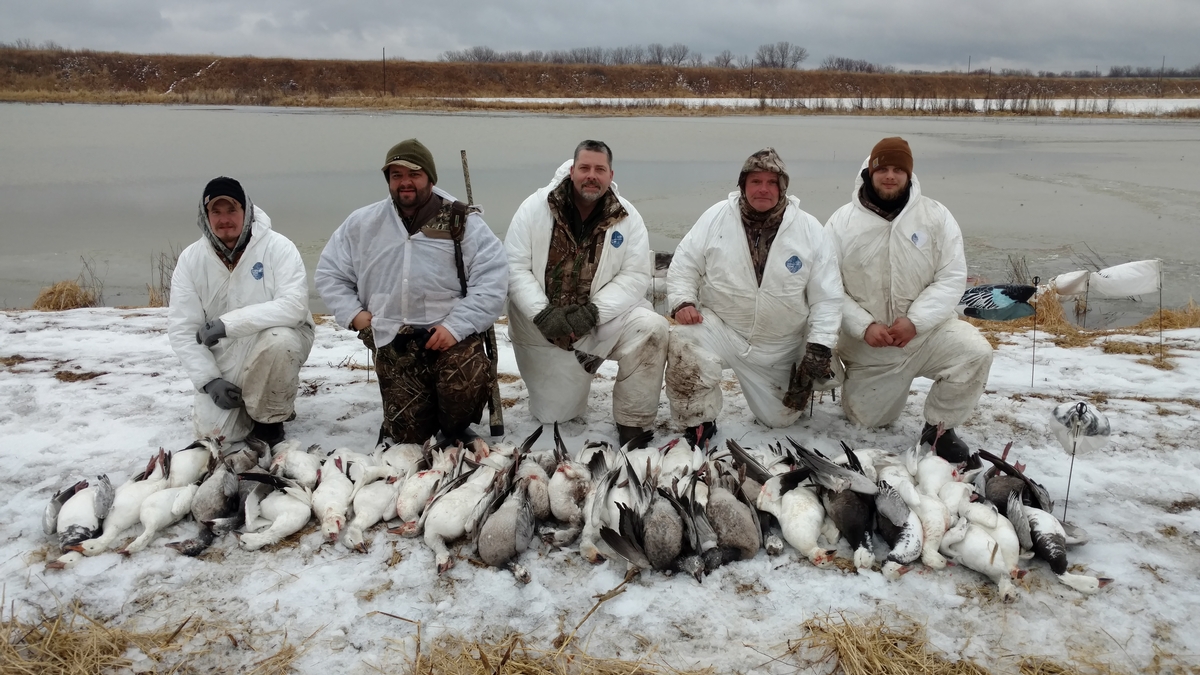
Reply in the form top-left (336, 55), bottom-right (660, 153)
top-left (168, 206), bottom-right (314, 434)
top-left (505, 160), bottom-right (652, 343)
top-left (668, 192), bottom-right (843, 365)
top-left (825, 161), bottom-right (967, 341)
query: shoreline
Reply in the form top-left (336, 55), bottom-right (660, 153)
top-left (5, 93), bottom-right (1200, 118)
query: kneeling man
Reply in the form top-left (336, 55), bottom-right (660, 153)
top-left (825, 137), bottom-right (993, 461)
top-left (665, 149), bottom-right (843, 446)
top-left (505, 140), bottom-right (668, 448)
top-left (169, 177), bottom-right (315, 445)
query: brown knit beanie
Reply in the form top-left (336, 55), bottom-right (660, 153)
top-left (381, 138), bottom-right (437, 184)
top-left (737, 148), bottom-right (790, 194)
top-left (868, 137), bottom-right (913, 176)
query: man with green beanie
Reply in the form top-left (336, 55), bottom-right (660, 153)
top-left (826, 137), bottom-right (993, 462)
top-left (505, 140), bottom-right (668, 449)
top-left (665, 148), bottom-right (843, 446)
top-left (315, 139), bottom-right (508, 444)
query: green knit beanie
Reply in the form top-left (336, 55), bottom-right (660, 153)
top-left (381, 138), bottom-right (437, 184)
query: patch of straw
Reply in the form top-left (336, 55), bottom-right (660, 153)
top-left (1131, 299), bottom-right (1200, 330)
top-left (32, 257), bottom-right (104, 311)
top-left (786, 612), bottom-right (991, 675)
top-left (409, 632), bottom-right (710, 675)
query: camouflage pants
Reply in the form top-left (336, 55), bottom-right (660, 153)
top-left (360, 327), bottom-right (491, 443)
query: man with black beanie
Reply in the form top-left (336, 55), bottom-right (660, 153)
top-left (825, 137), bottom-right (994, 462)
top-left (168, 177), bottom-right (315, 446)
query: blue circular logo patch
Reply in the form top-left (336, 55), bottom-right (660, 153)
top-left (610, 231), bottom-right (624, 248)
top-left (251, 262), bottom-right (264, 280)
top-left (785, 255), bottom-right (803, 273)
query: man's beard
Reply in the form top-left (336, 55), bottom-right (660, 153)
top-left (576, 180), bottom-right (604, 203)
top-left (392, 184), bottom-right (433, 210)
top-left (876, 185), bottom-right (905, 201)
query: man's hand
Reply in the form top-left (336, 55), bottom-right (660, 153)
top-left (674, 305), bottom-right (703, 325)
top-left (533, 305), bottom-right (572, 341)
top-left (195, 319), bottom-right (226, 347)
top-left (563, 303), bottom-right (600, 338)
top-left (351, 311), bottom-right (373, 331)
top-left (424, 325), bottom-right (458, 351)
top-left (203, 378), bottom-right (243, 410)
top-left (888, 317), bottom-right (917, 348)
top-left (864, 322), bottom-right (895, 348)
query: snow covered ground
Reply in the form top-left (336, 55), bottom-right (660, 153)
top-left (2, 307), bottom-right (1199, 673)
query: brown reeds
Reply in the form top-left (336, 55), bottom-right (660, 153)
top-left (146, 246), bottom-right (180, 307)
top-left (407, 633), bottom-right (710, 675)
top-left (1131, 299), bottom-right (1200, 330)
top-left (2, 47), bottom-right (1199, 116)
top-left (32, 257), bottom-right (104, 311)
top-left (787, 613), bottom-right (990, 675)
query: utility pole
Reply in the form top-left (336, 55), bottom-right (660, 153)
top-left (382, 47), bottom-right (387, 97)
top-left (1158, 56), bottom-right (1165, 98)
top-left (967, 55), bottom-right (971, 74)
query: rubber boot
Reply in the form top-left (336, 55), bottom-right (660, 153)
top-left (921, 422), bottom-right (971, 463)
top-left (617, 424), bottom-right (651, 449)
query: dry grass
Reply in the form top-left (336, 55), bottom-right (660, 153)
top-left (0, 593), bottom-right (312, 672)
top-left (3, 48), bottom-right (1199, 117)
top-left (497, 373), bottom-right (523, 384)
top-left (1, 354), bottom-right (43, 368)
top-left (54, 370), bottom-right (106, 382)
top-left (32, 258), bottom-right (104, 311)
top-left (787, 613), bottom-right (991, 674)
top-left (146, 246), bottom-right (180, 307)
top-left (1131, 299), bottom-right (1200, 330)
top-left (405, 632), bottom-right (710, 675)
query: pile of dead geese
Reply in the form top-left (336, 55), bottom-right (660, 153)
top-left (42, 421), bottom-right (1111, 600)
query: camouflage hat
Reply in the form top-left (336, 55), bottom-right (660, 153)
top-left (382, 138), bottom-right (437, 184)
top-left (737, 148), bottom-right (790, 194)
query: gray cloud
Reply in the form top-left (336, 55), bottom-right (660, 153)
top-left (2, 0), bottom-right (1196, 73)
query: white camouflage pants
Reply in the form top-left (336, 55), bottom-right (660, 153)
top-left (192, 326), bottom-right (314, 441)
top-left (837, 318), bottom-right (993, 429)
top-left (665, 312), bottom-right (804, 429)
top-left (510, 304), bottom-right (668, 427)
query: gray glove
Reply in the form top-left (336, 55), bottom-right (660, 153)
top-left (533, 305), bottom-right (572, 342)
top-left (563, 303), bottom-right (600, 337)
top-left (196, 319), bottom-right (227, 347)
top-left (203, 378), bottom-right (243, 410)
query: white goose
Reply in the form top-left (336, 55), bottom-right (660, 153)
top-left (422, 441), bottom-right (519, 573)
top-left (940, 519), bottom-right (1020, 601)
top-left (167, 437), bottom-right (221, 488)
top-left (758, 471), bottom-right (835, 569)
top-left (311, 453), bottom-right (354, 541)
top-left (120, 484), bottom-right (199, 554)
top-left (1008, 494), bottom-right (1112, 594)
top-left (238, 475), bottom-right (313, 551)
top-left (44, 476), bottom-right (114, 569)
top-left (269, 440), bottom-right (322, 490)
top-left (390, 445), bottom-right (460, 535)
top-left (75, 452), bottom-right (167, 556)
top-left (342, 475), bottom-right (400, 553)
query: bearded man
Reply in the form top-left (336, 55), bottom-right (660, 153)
top-left (315, 139), bottom-right (508, 444)
top-left (826, 137), bottom-right (993, 461)
top-left (505, 140), bottom-right (668, 449)
top-left (664, 148), bottom-right (843, 446)
top-left (168, 176), bottom-right (315, 445)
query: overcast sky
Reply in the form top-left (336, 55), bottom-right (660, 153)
top-left (2, 0), bottom-right (1197, 73)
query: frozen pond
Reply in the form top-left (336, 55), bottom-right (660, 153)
top-left (1, 103), bottom-right (1198, 324)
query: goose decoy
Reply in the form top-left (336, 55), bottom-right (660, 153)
top-left (958, 283), bottom-right (1037, 321)
top-left (1049, 401), bottom-right (1111, 456)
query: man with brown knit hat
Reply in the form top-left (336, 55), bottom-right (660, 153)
top-left (665, 148), bottom-right (843, 446)
top-left (315, 139), bottom-right (508, 445)
top-left (826, 137), bottom-right (993, 462)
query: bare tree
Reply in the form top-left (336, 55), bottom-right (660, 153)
top-left (755, 41), bottom-right (807, 69)
top-left (646, 43), bottom-right (667, 65)
top-left (735, 53), bottom-right (753, 69)
top-left (628, 44), bottom-right (645, 64)
top-left (710, 50), bottom-right (737, 68)
top-left (821, 55), bottom-right (894, 73)
top-left (688, 52), bottom-right (704, 67)
top-left (664, 43), bottom-right (691, 66)
top-left (607, 46), bottom-right (632, 65)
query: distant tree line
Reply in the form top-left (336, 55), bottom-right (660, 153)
top-left (440, 41), bottom-right (809, 69)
